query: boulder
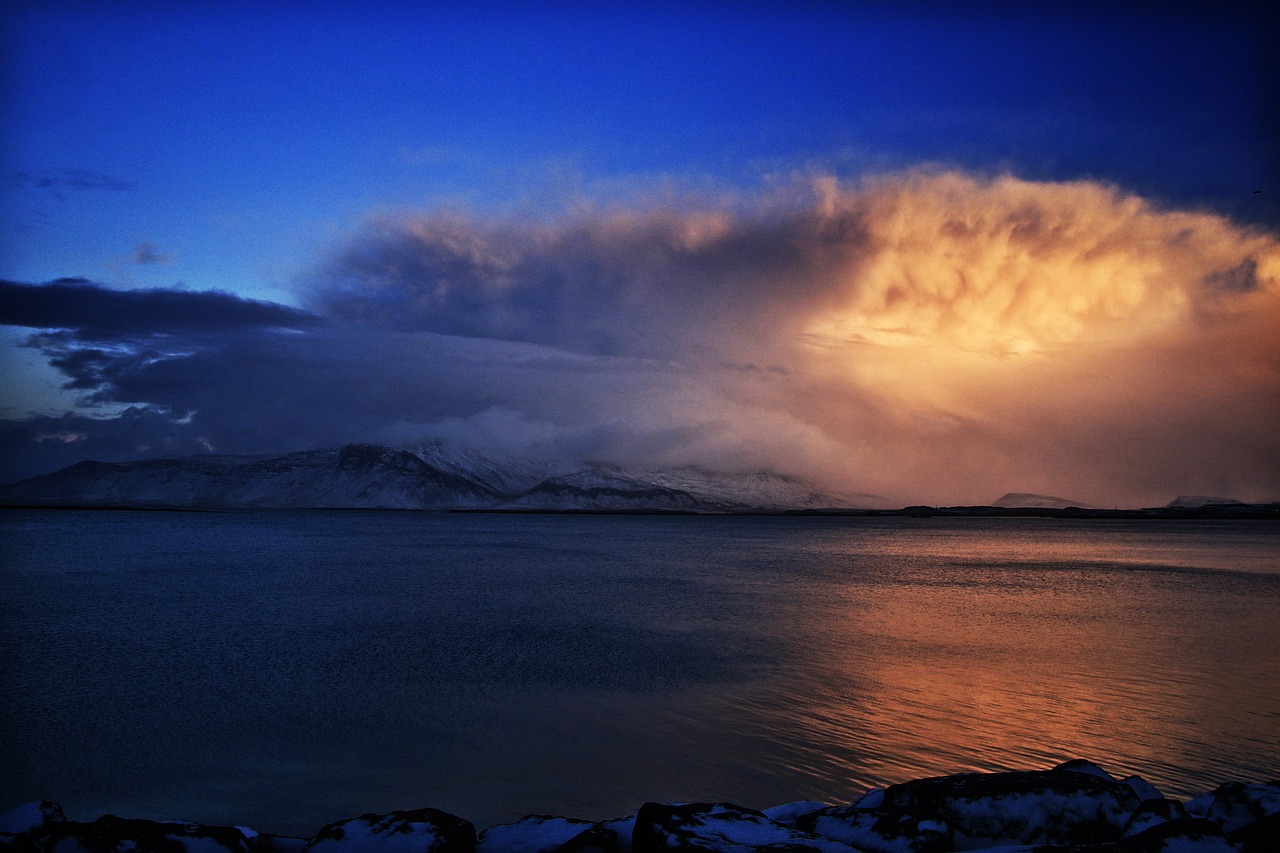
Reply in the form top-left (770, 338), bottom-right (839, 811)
top-left (1122, 798), bottom-right (1189, 837)
top-left (477, 815), bottom-right (615, 853)
top-left (1120, 776), bottom-right (1163, 803)
top-left (0, 801), bottom-right (66, 839)
top-left (631, 802), bottom-right (857, 852)
top-left (1185, 780), bottom-right (1280, 835)
top-left (303, 808), bottom-right (475, 853)
top-left (799, 768), bottom-right (1139, 851)
top-left (1054, 759), bottom-right (1120, 782)
top-left (39, 815), bottom-right (253, 853)
top-left (760, 801), bottom-right (828, 826)
top-left (1109, 816), bottom-right (1238, 852)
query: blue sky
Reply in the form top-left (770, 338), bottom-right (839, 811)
top-left (2, 1), bottom-right (1278, 505)
top-left (5, 2), bottom-right (1273, 301)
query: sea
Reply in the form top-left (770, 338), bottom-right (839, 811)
top-left (1, 509), bottom-right (1277, 836)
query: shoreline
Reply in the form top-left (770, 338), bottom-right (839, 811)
top-left (3, 761), bottom-right (1276, 852)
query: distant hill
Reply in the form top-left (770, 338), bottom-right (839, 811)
top-left (992, 492), bottom-right (1091, 509)
top-left (0, 442), bottom-right (882, 512)
top-left (1166, 495), bottom-right (1244, 509)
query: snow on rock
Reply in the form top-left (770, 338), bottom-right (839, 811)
top-left (1114, 817), bottom-right (1239, 852)
top-left (1185, 782), bottom-right (1280, 834)
top-left (302, 808), bottom-right (475, 853)
top-left (631, 802), bottom-right (858, 852)
top-left (476, 815), bottom-right (615, 852)
top-left (37, 814), bottom-right (253, 853)
top-left (7, 762), bottom-right (1279, 852)
top-left (1054, 759), bottom-right (1120, 782)
top-left (760, 800), bottom-right (828, 826)
top-left (1122, 776), bottom-right (1165, 803)
top-left (798, 768), bottom-right (1139, 851)
top-left (0, 800), bottom-right (65, 837)
top-left (1185, 781), bottom-right (1280, 851)
top-left (1123, 799), bottom-right (1190, 837)
top-left (598, 816), bottom-right (634, 853)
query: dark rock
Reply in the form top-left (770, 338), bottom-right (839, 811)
top-left (1106, 816), bottom-right (1237, 852)
top-left (1122, 799), bottom-right (1188, 837)
top-left (760, 802), bottom-right (828, 827)
top-left (1120, 776), bottom-right (1163, 803)
top-left (249, 833), bottom-right (310, 853)
top-left (0, 801), bottom-right (66, 838)
top-left (39, 815), bottom-right (253, 853)
top-left (1228, 810), bottom-right (1280, 853)
top-left (1054, 760), bottom-right (1120, 782)
top-left (302, 808), bottom-right (475, 853)
top-left (800, 769), bottom-right (1139, 851)
top-left (596, 817), bottom-right (634, 853)
top-left (798, 803), bottom-right (951, 853)
top-left (477, 815), bottom-right (616, 853)
top-left (631, 802), bottom-right (857, 852)
top-left (1185, 780), bottom-right (1280, 836)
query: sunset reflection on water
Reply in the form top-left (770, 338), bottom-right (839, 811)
top-left (760, 520), bottom-right (1280, 801)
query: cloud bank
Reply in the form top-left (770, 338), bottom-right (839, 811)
top-left (2, 171), bottom-right (1278, 506)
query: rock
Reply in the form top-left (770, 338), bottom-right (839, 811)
top-left (1185, 780), bottom-right (1280, 835)
top-left (1053, 759), bottom-right (1120, 782)
top-left (597, 817), bottom-right (634, 853)
top-left (40, 815), bottom-right (253, 853)
top-left (760, 801), bottom-right (828, 826)
top-left (1121, 776), bottom-right (1164, 803)
top-left (477, 815), bottom-right (615, 853)
top-left (1109, 816), bottom-right (1238, 852)
top-left (252, 834), bottom-right (311, 853)
top-left (1122, 798), bottom-right (1188, 836)
top-left (303, 808), bottom-right (475, 853)
top-left (798, 803), bottom-right (951, 853)
top-left (1227, 811), bottom-right (1280, 853)
top-left (631, 802), bottom-right (857, 853)
top-left (0, 801), bottom-right (66, 837)
top-left (799, 768), bottom-right (1139, 851)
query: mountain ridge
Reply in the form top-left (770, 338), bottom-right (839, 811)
top-left (0, 442), bottom-right (880, 512)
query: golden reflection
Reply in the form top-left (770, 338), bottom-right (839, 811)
top-left (767, 525), bottom-right (1280, 799)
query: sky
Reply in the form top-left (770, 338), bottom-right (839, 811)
top-left (1, 0), bottom-right (1277, 507)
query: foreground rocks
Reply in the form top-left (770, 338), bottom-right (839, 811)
top-left (2, 761), bottom-right (1276, 852)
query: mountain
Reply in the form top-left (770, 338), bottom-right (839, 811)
top-left (0, 443), bottom-right (877, 512)
top-left (992, 492), bottom-right (1091, 509)
top-left (1166, 495), bottom-right (1244, 509)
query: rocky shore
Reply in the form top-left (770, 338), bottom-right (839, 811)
top-left (2, 761), bottom-right (1276, 852)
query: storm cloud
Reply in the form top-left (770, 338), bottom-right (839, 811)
top-left (2, 171), bottom-right (1278, 506)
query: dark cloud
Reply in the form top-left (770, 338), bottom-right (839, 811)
top-left (7, 169), bottom-right (135, 197)
top-left (132, 241), bottom-right (172, 265)
top-left (0, 278), bottom-right (320, 341)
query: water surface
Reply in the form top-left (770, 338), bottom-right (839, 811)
top-left (1, 511), bottom-right (1276, 834)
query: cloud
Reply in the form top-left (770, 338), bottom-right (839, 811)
top-left (2, 170), bottom-right (1278, 505)
top-left (7, 169), bottom-right (135, 198)
top-left (132, 241), bottom-right (172, 265)
top-left (0, 278), bottom-right (320, 341)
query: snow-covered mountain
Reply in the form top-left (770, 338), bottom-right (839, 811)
top-left (0, 442), bottom-right (878, 512)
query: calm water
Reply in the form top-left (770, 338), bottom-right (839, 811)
top-left (1, 510), bottom-right (1277, 835)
